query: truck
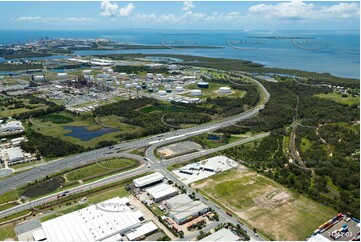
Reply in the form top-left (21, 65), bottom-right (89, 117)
top-left (57, 191), bottom-right (70, 198)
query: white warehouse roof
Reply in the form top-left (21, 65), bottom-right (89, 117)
top-left (40, 197), bottom-right (142, 241)
top-left (125, 221), bottom-right (158, 241)
top-left (200, 228), bottom-right (239, 241)
top-left (6, 147), bottom-right (24, 162)
top-left (133, 172), bottom-right (164, 188)
top-left (146, 183), bottom-right (178, 201)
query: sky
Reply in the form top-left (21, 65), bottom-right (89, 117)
top-left (0, 1), bottom-right (359, 30)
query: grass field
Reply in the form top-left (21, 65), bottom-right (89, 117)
top-left (314, 92), bottom-right (360, 106)
top-left (65, 158), bottom-right (139, 182)
top-left (300, 137), bottom-right (313, 153)
top-left (0, 223), bottom-right (16, 241)
top-left (193, 168), bottom-right (337, 241)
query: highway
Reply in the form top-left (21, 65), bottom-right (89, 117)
top-left (0, 73), bottom-right (269, 195)
top-left (0, 132), bottom-right (269, 241)
top-left (0, 71), bottom-right (270, 240)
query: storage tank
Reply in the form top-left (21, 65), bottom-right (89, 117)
top-left (175, 86), bottom-right (184, 92)
top-left (57, 73), bottom-right (67, 78)
top-left (191, 89), bottom-right (202, 96)
top-left (219, 87), bottom-right (231, 93)
top-left (158, 90), bottom-right (167, 95)
top-left (197, 82), bottom-right (209, 88)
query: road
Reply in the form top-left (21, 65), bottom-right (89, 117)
top-left (0, 71), bottom-right (270, 240)
top-left (0, 73), bottom-right (269, 195)
top-left (0, 132), bottom-right (268, 241)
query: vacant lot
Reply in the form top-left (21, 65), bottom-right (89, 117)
top-left (314, 93), bottom-right (359, 106)
top-left (193, 168), bottom-right (337, 241)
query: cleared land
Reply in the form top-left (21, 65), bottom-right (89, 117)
top-left (314, 93), bottom-right (359, 106)
top-left (193, 167), bottom-right (337, 241)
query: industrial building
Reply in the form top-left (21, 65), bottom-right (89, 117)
top-left (146, 183), bottom-right (178, 202)
top-left (6, 147), bottom-right (24, 163)
top-left (133, 172), bottom-right (164, 188)
top-left (0, 121), bottom-right (24, 133)
top-left (33, 197), bottom-right (158, 241)
top-left (200, 228), bottom-right (239, 241)
top-left (165, 194), bottom-right (209, 224)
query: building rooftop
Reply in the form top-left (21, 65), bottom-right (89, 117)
top-left (125, 221), bottom-right (158, 241)
top-left (146, 183), bottom-right (178, 200)
top-left (133, 172), bottom-right (164, 188)
top-left (308, 234), bottom-right (331, 242)
top-left (40, 197), bottom-right (143, 241)
top-left (200, 228), bottom-right (239, 241)
top-left (6, 147), bottom-right (24, 161)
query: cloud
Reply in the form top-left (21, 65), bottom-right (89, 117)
top-left (100, 0), bottom-right (119, 17)
top-left (119, 3), bottom-right (135, 17)
top-left (15, 16), bottom-right (96, 23)
top-left (182, 1), bottom-right (195, 11)
top-left (248, 0), bottom-right (359, 20)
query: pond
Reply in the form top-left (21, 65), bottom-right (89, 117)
top-left (208, 135), bottom-right (221, 140)
top-left (23, 178), bottom-right (63, 198)
top-left (64, 126), bottom-right (118, 141)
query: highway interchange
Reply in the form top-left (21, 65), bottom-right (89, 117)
top-left (0, 72), bottom-right (271, 241)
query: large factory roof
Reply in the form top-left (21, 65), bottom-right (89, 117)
top-left (39, 197), bottom-right (143, 241)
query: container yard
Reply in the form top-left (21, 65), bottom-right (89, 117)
top-left (308, 212), bottom-right (360, 241)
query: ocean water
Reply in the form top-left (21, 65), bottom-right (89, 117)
top-left (0, 30), bottom-right (359, 78)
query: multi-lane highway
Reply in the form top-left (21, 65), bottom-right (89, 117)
top-left (0, 73), bottom-right (269, 195)
top-left (0, 72), bottom-right (270, 240)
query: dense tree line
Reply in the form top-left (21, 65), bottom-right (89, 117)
top-left (21, 130), bottom-right (85, 158)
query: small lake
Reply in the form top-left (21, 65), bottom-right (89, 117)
top-left (23, 178), bottom-right (63, 198)
top-left (64, 126), bottom-right (118, 141)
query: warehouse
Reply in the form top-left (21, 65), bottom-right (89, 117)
top-left (34, 197), bottom-right (154, 241)
top-left (0, 121), bottom-right (24, 133)
top-left (165, 194), bottom-right (209, 224)
top-left (6, 147), bottom-right (24, 163)
top-left (133, 172), bottom-right (164, 188)
top-left (125, 221), bottom-right (158, 241)
top-left (146, 183), bottom-right (178, 202)
top-left (200, 228), bottom-right (239, 241)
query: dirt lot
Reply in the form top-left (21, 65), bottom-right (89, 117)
top-left (192, 166), bottom-right (337, 241)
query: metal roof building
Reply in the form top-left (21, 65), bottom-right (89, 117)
top-left (166, 194), bottom-right (209, 225)
top-left (200, 228), bottom-right (239, 241)
top-left (146, 183), bottom-right (178, 202)
top-left (133, 172), bottom-right (164, 188)
top-left (125, 221), bottom-right (158, 241)
top-left (36, 197), bottom-right (146, 241)
top-left (6, 147), bottom-right (24, 163)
